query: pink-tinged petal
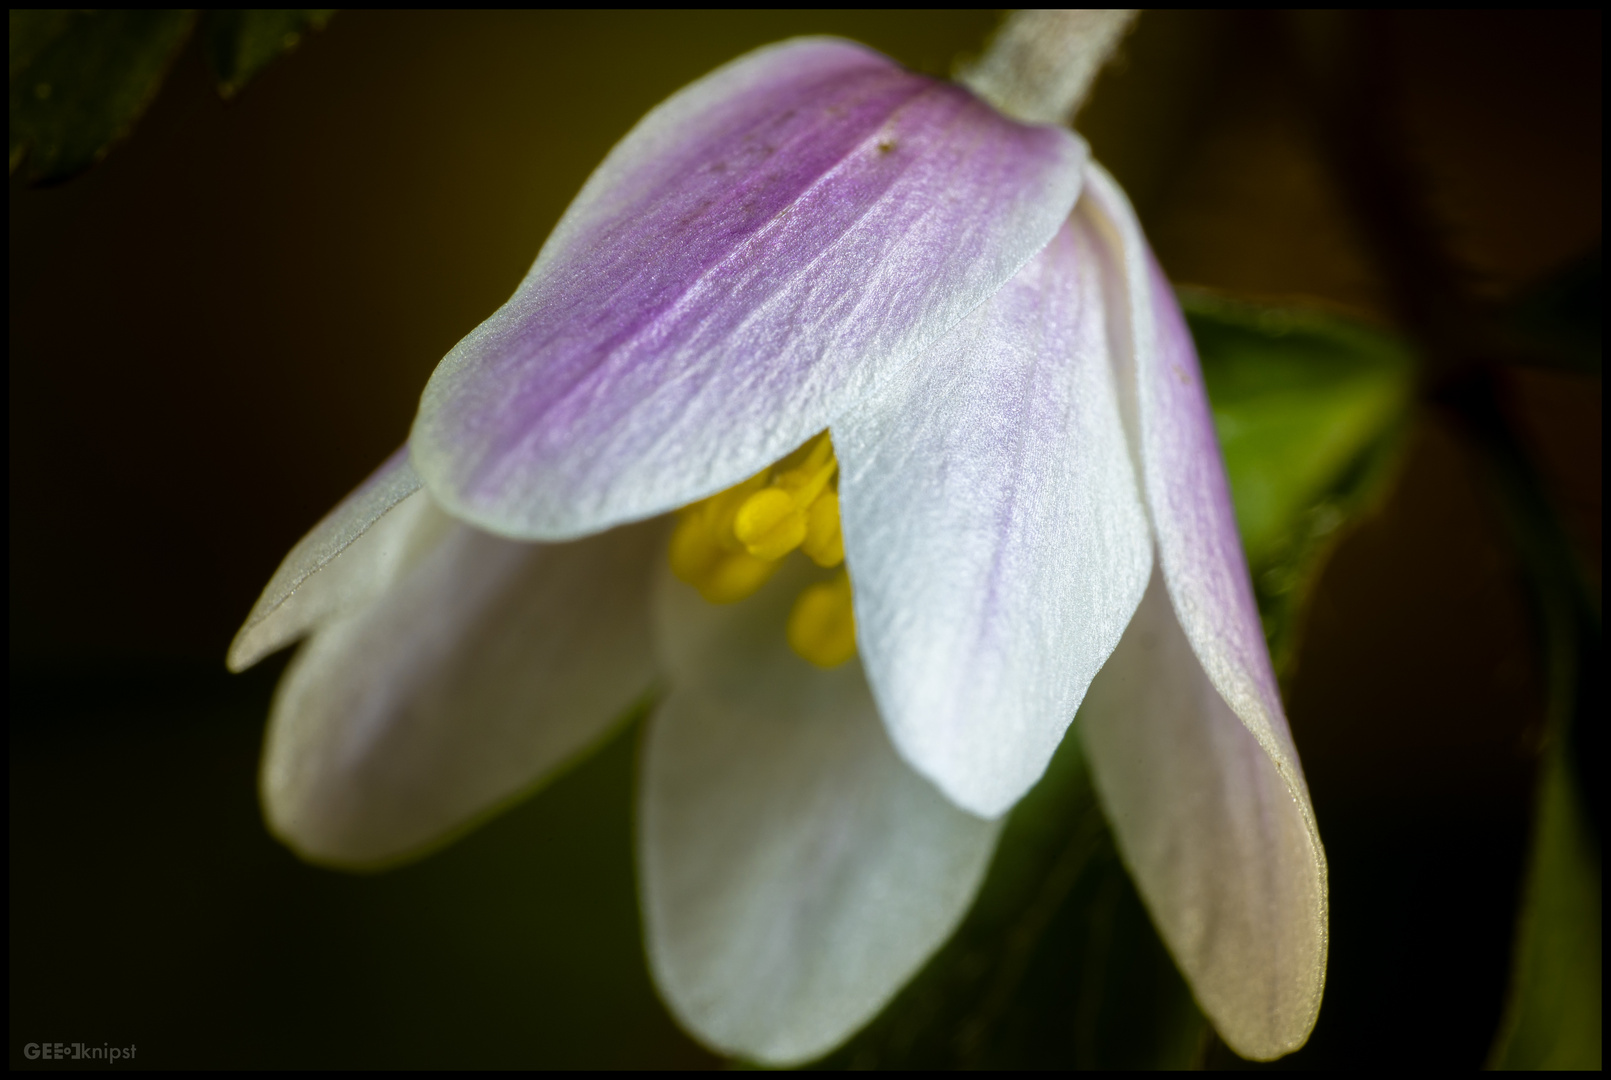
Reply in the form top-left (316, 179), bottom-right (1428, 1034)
top-left (412, 37), bottom-right (1086, 540)
top-left (834, 217), bottom-right (1151, 818)
top-left (1079, 162), bottom-right (1305, 802)
top-left (1077, 165), bottom-right (1327, 1057)
top-left (227, 447), bottom-right (442, 672)
top-left (641, 556), bottom-right (1000, 1065)
top-left (1080, 573), bottom-right (1327, 1061)
top-left (262, 518), bottom-right (664, 867)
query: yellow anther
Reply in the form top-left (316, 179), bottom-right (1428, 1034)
top-left (788, 570), bottom-right (857, 668)
top-left (729, 432), bottom-right (838, 562)
top-left (700, 473), bottom-right (770, 554)
top-left (778, 452), bottom-right (837, 507)
top-left (734, 487), bottom-right (808, 560)
top-left (670, 504), bottom-right (780, 603)
top-left (801, 490), bottom-right (844, 567)
top-left (697, 549), bottom-right (781, 604)
top-left (668, 429), bottom-right (852, 631)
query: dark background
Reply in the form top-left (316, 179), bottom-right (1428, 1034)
top-left (10, 11), bottom-right (1600, 1068)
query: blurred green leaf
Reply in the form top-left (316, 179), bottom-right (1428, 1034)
top-left (8, 9), bottom-right (197, 183)
top-left (1489, 731), bottom-right (1603, 1069)
top-left (202, 9), bottom-right (335, 99)
top-left (8, 10), bottom-right (335, 184)
top-left (1186, 290), bottom-right (1417, 678)
top-left (1470, 351), bottom-right (1603, 1069)
top-left (817, 729), bottom-right (1206, 1069)
top-left (8, 9), bottom-right (74, 81)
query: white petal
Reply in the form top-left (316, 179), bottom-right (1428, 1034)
top-left (263, 518), bottom-right (664, 867)
top-left (834, 217), bottom-right (1152, 818)
top-left (411, 38), bottom-right (1085, 540)
top-left (1077, 165), bottom-right (1327, 1058)
top-left (641, 555), bottom-right (1001, 1065)
top-left (1078, 163), bottom-right (1306, 796)
top-left (228, 448), bottom-right (442, 671)
top-left (1081, 571), bottom-right (1327, 1061)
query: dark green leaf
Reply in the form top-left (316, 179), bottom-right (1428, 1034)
top-left (202, 9), bottom-right (335, 100)
top-left (9, 10), bottom-right (74, 82)
top-left (9, 9), bottom-right (197, 183)
top-left (816, 730), bottom-right (1207, 1069)
top-left (1186, 290), bottom-right (1417, 679)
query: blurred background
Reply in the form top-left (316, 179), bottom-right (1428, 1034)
top-left (9, 10), bottom-right (1600, 1068)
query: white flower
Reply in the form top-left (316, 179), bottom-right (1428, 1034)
top-left (230, 34), bottom-right (1325, 1066)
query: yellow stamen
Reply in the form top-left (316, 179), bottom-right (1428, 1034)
top-left (733, 487), bottom-right (808, 560)
top-left (669, 510), bottom-right (780, 603)
top-left (787, 570), bottom-right (857, 668)
top-left (700, 473), bottom-right (771, 554)
top-left (669, 431), bottom-right (855, 665)
top-left (731, 434), bottom-right (837, 561)
top-left (801, 490), bottom-right (844, 567)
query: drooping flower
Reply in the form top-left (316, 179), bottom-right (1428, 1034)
top-left (229, 30), bottom-right (1326, 1066)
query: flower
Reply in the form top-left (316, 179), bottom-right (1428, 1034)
top-left (229, 32), bottom-right (1326, 1066)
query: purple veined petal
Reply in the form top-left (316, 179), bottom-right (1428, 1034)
top-left (262, 517), bottom-right (664, 867)
top-left (412, 37), bottom-right (1086, 541)
top-left (834, 216), bottom-right (1152, 819)
top-left (1076, 164), bottom-right (1327, 1057)
top-left (1079, 572), bottom-right (1327, 1061)
top-left (227, 447), bottom-right (442, 672)
top-left (641, 555), bottom-right (1000, 1065)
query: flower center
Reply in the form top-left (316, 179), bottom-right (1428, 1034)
top-left (669, 431), bottom-right (855, 669)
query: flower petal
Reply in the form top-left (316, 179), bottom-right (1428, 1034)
top-left (227, 447), bottom-right (438, 671)
top-left (412, 37), bottom-right (1086, 540)
top-left (1079, 162), bottom-right (1308, 814)
top-left (641, 555), bottom-right (1000, 1065)
top-left (262, 517), bottom-right (664, 867)
top-left (1077, 164), bottom-right (1327, 1058)
top-left (1079, 571), bottom-right (1327, 1061)
top-left (833, 217), bottom-right (1152, 818)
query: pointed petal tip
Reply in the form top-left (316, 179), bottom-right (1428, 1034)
top-left (227, 447), bottom-right (425, 671)
top-left (223, 634), bottom-right (258, 675)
